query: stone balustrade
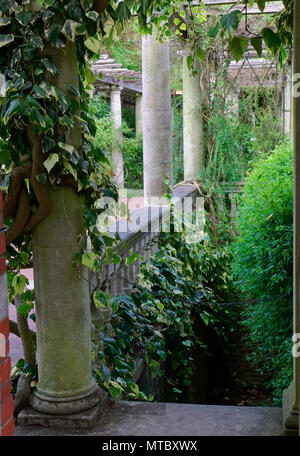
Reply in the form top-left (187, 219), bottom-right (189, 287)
top-left (89, 184), bottom-right (200, 363)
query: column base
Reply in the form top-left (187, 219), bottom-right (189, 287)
top-left (18, 389), bottom-right (108, 430)
top-left (29, 383), bottom-right (103, 415)
top-left (282, 382), bottom-right (299, 436)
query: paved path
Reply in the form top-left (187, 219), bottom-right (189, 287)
top-left (15, 400), bottom-right (282, 436)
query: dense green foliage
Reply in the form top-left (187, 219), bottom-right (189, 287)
top-left (232, 143), bottom-right (293, 404)
top-left (89, 95), bottom-right (143, 188)
top-left (95, 216), bottom-right (234, 401)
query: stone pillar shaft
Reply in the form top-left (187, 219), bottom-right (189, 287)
top-left (183, 56), bottom-right (203, 180)
top-left (26, 41), bottom-right (103, 420)
top-left (135, 93), bottom-right (143, 137)
top-left (110, 86), bottom-right (124, 188)
top-left (142, 26), bottom-right (173, 205)
top-left (282, 3), bottom-right (300, 435)
top-left (293, 0), bottom-right (300, 429)
top-left (283, 62), bottom-right (292, 140)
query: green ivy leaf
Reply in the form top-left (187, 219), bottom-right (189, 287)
top-left (0, 34), bottom-right (14, 48)
top-left (84, 37), bottom-right (101, 54)
top-left (93, 290), bottom-right (109, 308)
top-left (81, 251), bottom-right (98, 272)
top-left (196, 49), bottom-right (204, 62)
top-left (63, 160), bottom-right (77, 180)
top-left (36, 173), bottom-right (47, 184)
top-left (62, 19), bottom-right (81, 41)
top-left (42, 137), bottom-right (56, 153)
top-left (84, 66), bottom-right (96, 84)
top-left (80, 0), bottom-right (94, 11)
top-left (65, 0), bottom-right (85, 22)
top-left (9, 274), bottom-right (28, 301)
top-left (125, 252), bottom-right (139, 265)
top-left (108, 384), bottom-right (123, 399)
top-left (26, 95), bottom-right (45, 112)
top-left (209, 23), bottom-right (219, 38)
top-left (261, 28), bottom-right (281, 56)
top-left (41, 58), bottom-right (59, 74)
top-left (69, 84), bottom-right (80, 97)
top-left (15, 11), bottom-right (33, 26)
top-left (3, 99), bottom-right (23, 124)
top-left (229, 35), bottom-right (248, 62)
top-left (0, 18), bottom-right (11, 27)
top-left (45, 24), bottom-right (66, 48)
top-left (186, 55), bottom-right (193, 71)
top-left (257, 0), bottom-right (266, 12)
top-left (250, 37), bottom-right (263, 58)
top-left (115, 2), bottom-right (131, 24)
top-left (43, 153), bottom-right (59, 173)
top-left (221, 10), bottom-right (242, 37)
top-left (58, 115), bottom-right (74, 128)
top-left (34, 84), bottom-right (50, 100)
top-left (86, 10), bottom-right (98, 21)
top-left (29, 107), bottom-right (46, 128)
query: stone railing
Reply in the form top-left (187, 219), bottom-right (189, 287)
top-left (225, 182), bottom-right (244, 236)
top-left (89, 184), bottom-right (200, 361)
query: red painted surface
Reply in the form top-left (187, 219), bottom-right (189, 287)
top-left (0, 179), bottom-right (14, 436)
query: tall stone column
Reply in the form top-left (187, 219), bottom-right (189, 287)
top-left (110, 85), bottom-right (124, 188)
top-left (283, 61), bottom-right (292, 140)
top-left (282, 3), bottom-right (300, 436)
top-left (183, 54), bottom-right (203, 180)
top-left (19, 41), bottom-right (105, 428)
top-left (135, 93), bottom-right (143, 137)
top-left (142, 26), bottom-right (173, 205)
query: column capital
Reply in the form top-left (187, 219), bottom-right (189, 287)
top-left (110, 85), bottom-right (122, 94)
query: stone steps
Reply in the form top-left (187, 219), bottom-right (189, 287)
top-left (15, 400), bottom-right (283, 436)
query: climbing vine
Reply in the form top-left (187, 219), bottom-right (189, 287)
top-left (94, 219), bottom-right (235, 401)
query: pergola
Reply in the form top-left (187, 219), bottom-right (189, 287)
top-left (89, 0), bottom-right (298, 435)
top-left (1, 0), bottom-right (298, 437)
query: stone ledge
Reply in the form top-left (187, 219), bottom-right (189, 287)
top-left (15, 401), bottom-right (283, 436)
top-left (282, 381), bottom-right (299, 436)
top-left (18, 393), bottom-right (109, 431)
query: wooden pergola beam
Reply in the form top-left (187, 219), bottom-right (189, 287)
top-left (183, 0), bottom-right (284, 15)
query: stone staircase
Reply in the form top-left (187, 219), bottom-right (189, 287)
top-left (15, 400), bottom-right (282, 436)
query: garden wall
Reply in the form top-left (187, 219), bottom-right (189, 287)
top-left (0, 180), bottom-right (14, 436)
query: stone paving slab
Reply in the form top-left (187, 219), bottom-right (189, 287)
top-left (14, 400), bottom-right (283, 436)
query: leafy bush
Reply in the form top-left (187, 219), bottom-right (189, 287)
top-left (89, 95), bottom-right (143, 188)
top-left (232, 142), bottom-right (293, 404)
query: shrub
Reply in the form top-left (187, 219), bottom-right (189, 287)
top-left (89, 95), bottom-right (143, 188)
top-left (232, 142), bottom-right (293, 404)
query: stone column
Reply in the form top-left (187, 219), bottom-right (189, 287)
top-left (135, 93), bottom-right (143, 137)
top-left (110, 85), bottom-right (124, 188)
top-left (183, 54), bottom-right (203, 180)
top-left (283, 61), bottom-right (292, 140)
top-left (19, 42), bottom-right (105, 427)
top-left (282, 3), bottom-right (300, 436)
top-left (142, 26), bottom-right (173, 205)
